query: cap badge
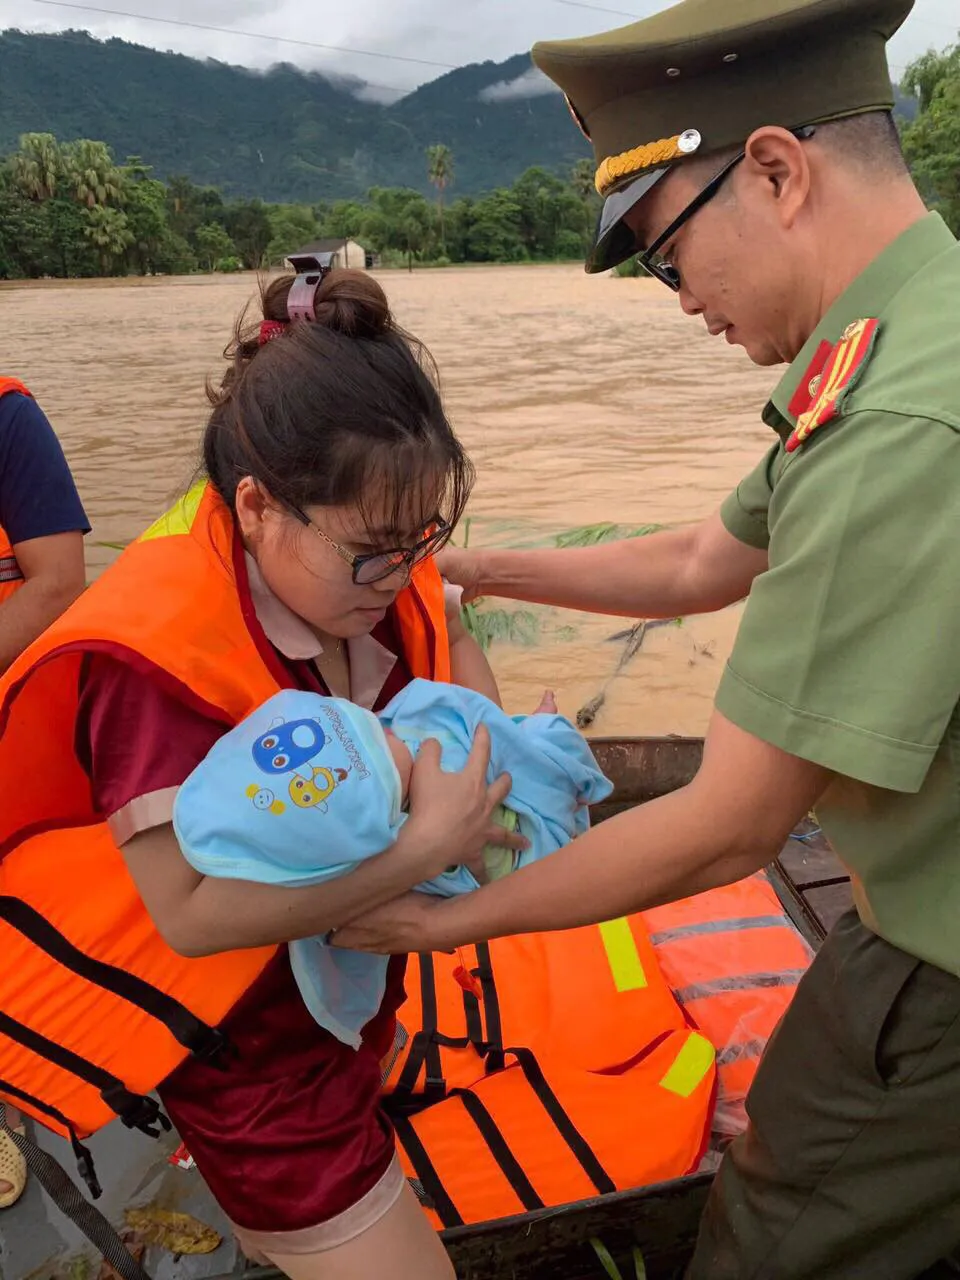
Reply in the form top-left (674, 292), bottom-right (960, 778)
top-left (595, 127), bottom-right (702, 196)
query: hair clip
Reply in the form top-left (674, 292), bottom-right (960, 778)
top-left (258, 320), bottom-right (288, 346)
top-left (286, 251), bottom-right (336, 323)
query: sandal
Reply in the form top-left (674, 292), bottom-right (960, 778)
top-left (0, 1124), bottom-right (27, 1209)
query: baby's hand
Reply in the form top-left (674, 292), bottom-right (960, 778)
top-left (533, 689), bottom-right (558, 715)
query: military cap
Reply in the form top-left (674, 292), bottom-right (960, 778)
top-left (532, 0), bottom-right (914, 272)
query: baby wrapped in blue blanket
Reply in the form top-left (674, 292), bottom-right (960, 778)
top-left (173, 679), bottom-right (612, 1047)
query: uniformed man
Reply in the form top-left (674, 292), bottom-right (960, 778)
top-left (333, 0), bottom-right (960, 1274)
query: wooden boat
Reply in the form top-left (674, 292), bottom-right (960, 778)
top-left (1, 737), bottom-right (855, 1280)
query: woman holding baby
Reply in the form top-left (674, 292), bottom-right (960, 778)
top-left (0, 266), bottom-right (530, 1278)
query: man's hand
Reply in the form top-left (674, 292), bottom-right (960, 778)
top-left (437, 546), bottom-right (486, 605)
top-left (335, 711), bottom-right (830, 955)
top-left (440, 511), bottom-right (767, 620)
top-left (332, 892), bottom-right (447, 955)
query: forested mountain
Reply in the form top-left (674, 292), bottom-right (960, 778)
top-left (0, 30), bottom-right (591, 200)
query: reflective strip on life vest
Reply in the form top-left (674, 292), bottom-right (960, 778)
top-left (643, 875), bottom-right (813, 1121)
top-left (0, 556), bottom-right (23, 584)
top-left (659, 1031), bottom-right (715, 1098)
top-left (598, 917), bottom-right (648, 992)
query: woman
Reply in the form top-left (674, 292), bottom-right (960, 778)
top-left (0, 269), bottom-right (521, 1278)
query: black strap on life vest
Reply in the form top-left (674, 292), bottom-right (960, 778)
top-left (1, 1104), bottom-right (152, 1280)
top-left (0, 1077), bottom-right (101, 1198)
top-left (392, 953), bottom-right (448, 1106)
top-left (389, 943), bottom-right (509, 1110)
top-left (474, 942), bottom-right (505, 1072)
top-left (394, 1046), bottom-right (617, 1229)
top-left (0, 896), bottom-right (231, 1064)
top-left (392, 1110), bottom-right (464, 1228)
top-left (455, 1088), bottom-right (544, 1213)
top-left (0, 1010), bottom-right (171, 1138)
top-left (508, 1048), bottom-right (616, 1197)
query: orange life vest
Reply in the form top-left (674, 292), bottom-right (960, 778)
top-left (0, 377), bottom-right (32, 602)
top-left (382, 920), bottom-right (716, 1227)
top-left (643, 874), bottom-right (813, 1141)
top-left (0, 482), bottom-right (450, 1172)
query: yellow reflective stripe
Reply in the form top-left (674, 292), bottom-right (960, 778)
top-left (140, 481), bottom-right (207, 543)
top-left (660, 1033), bottom-right (715, 1098)
top-left (598, 918), bottom-right (647, 992)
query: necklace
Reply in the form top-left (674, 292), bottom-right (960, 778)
top-left (314, 635), bottom-right (349, 697)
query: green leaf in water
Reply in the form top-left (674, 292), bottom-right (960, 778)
top-left (590, 1238), bottom-right (624, 1280)
top-left (554, 523), bottom-right (663, 549)
top-left (588, 1239), bottom-right (648, 1280)
top-left (461, 607), bottom-right (542, 652)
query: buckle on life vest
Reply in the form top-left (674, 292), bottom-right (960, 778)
top-left (101, 1086), bottom-right (172, 1138)
top-left (70, 1132), bottom-right (103, 1199)
top-left (191, 1026), bottom-right (236, 1069)
top-left (424, 1064), bottom-right (447, 1102)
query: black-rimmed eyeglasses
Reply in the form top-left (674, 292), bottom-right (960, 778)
top-left (639, 125), bottom-right (817, 292)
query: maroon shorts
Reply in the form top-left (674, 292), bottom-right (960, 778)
top-left (158, 950), bottom-right (407, 1233)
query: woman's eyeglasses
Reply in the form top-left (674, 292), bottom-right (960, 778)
top-left (294, 511), bottom-right (451, 586)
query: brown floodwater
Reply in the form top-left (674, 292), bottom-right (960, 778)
top-left (2, 266), bottom-right (776, 736)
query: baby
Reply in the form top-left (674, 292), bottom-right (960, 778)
top-left (173, 678), bottom-right (612, 1047)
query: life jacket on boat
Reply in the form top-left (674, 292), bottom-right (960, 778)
top-left (382, 920), bottom-right (716, 1228)
top-left (0, 377), bottom-right (33, 602)
top-left (643, 873), bottom-right (813, 1141)
top-left (0, 481), bottom-right (450, 1158)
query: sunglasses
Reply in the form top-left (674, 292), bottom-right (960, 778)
top-left (294, 510), bottom-right (451, 586)
top-left (638, 125), bottom-right (817, 291)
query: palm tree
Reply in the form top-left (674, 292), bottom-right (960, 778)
top-left (83, 205), bottom-right (133, 275)
top-left (426, 144), bottom-right (454, 254)
top-left (9, 133), bottom-right (62, 202)
top-left (571, 158), bottom-right (596, 202)
top-left (63, 139), bottom-right (124, 208)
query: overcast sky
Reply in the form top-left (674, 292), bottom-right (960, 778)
top-left (0, 0), bottom-right (956, 97)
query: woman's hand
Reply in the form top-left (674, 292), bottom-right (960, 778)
top-left (331, 893), bottom-right (452, 955)
top-left (394, 727), bottom-right (526, 883)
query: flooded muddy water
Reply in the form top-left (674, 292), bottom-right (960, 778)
top-left (3, 265), bottom-right (776, 735)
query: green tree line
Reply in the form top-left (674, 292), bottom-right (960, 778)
top-left (1, 39), bottom-right (956, 283)
top-left (0, 131), bottom-right (599, 280)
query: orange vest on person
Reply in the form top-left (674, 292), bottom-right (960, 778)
top-left (381, 919), bottom-right (716, 1227)
top-left (0, 377), bottom-right (32, 602)
top-left (0, 481), bottom-right (450, 1171)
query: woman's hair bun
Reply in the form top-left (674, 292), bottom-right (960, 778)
top-left (311, 269), bottom-right (392, 339)
top-left (213, 268), bottom-right (398, 402)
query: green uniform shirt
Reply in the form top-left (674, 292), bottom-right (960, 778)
top-left (717, 213), bottom-right (960, 976)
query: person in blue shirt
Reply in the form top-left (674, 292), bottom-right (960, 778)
top-left (0, 382), bottom-right (90, 1207)
top-left (0, 384), bottom-right (90, 674)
